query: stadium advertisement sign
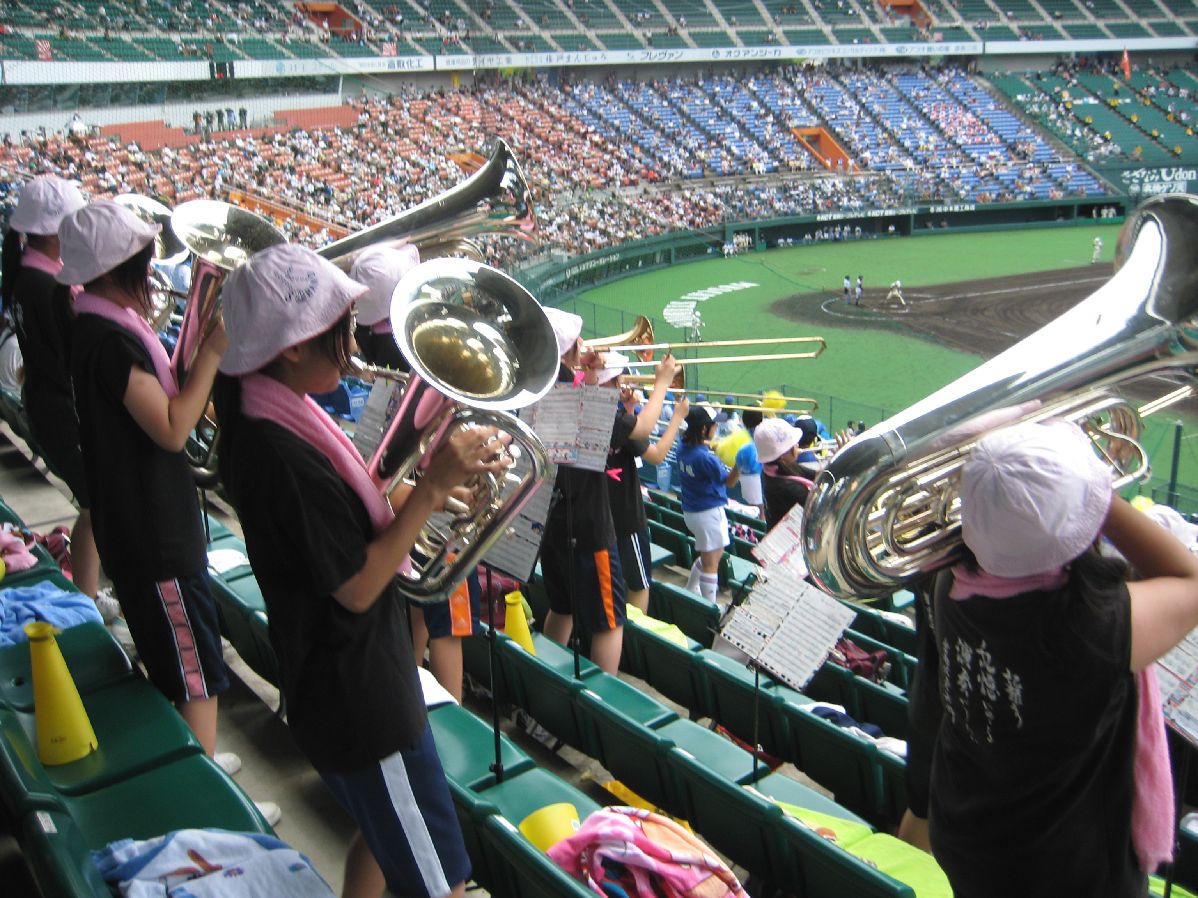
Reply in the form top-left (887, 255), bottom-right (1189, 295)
top-left (1114, 167), bottom-right (1198, 197)
top-left (436, 43), bottom-right (982, 70)
top-left (3, 59), bottom-right (209, 84)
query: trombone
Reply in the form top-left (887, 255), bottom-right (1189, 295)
top-left (618, 383), bottom-right (819, 414)
top-left (585, 315), bottom-right (827, 366)
top-left (596, 336), bottom-right (827, 367)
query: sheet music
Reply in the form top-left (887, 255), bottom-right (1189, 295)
top-left (482, 461), bottom-right (557, 582)
top-left (352, 378), bottom-right (402, 462)
top-left (521, 383), bottom-right (613, 472)
top-left (1160, 627), bottom-right (1198, 747)
top-left (720, 564), bottom-right (856, 691)
top-left (521, 385), bottom-right (585, 465)
top-left (752, 503), bottom-right (809, 580)
top-left (574, 384), bottom-right (616, 472)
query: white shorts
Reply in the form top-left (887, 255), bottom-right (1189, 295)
top-left (739, 472), bottom-right (763, 506)
top-left (683, 506), bottom-right (731, 553)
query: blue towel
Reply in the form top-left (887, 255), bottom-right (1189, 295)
top-left (93, 828), bottom-right (335, 897)
top-left (0, 581), bottom-right (101, 646)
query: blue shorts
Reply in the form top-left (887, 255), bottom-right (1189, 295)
top-left (420, 569), bottom-right (480, 640)
top-left (542, 539), bottom-right (627, 634)
top-left (320, 724), bottom-right (470, 898)
top-left (617, 528), bottom-right (652, 592)
top-left (110, 571), bottom-right (228, 704)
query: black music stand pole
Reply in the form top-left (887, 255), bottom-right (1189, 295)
top-left (485, 565), bottom-right (505, 784)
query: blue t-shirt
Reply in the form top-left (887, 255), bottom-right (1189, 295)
top-left (734, 439), bottom-right (762, 476)
top-left (677, 442), bottom-right (729, 513)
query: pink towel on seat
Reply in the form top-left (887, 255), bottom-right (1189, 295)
top-left (548, 806), bottom-right (747, 898)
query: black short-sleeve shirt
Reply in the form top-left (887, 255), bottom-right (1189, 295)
top-left (70, 314), bottom-right (206, 582)
top-left (222, 415), bottom-right (426, 773)
top-left (354, 325), bottom-right (410, 373)
top-left (607, 410), bottom-right (650, 536)
top-left (762, 469), bottom-right (811, 531)
top-left (927, 562), bottom-right (1141, 897)
top-left (12, 264), bottom-right (74, 421)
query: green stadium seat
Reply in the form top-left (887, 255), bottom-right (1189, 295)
top-left (497, 639), bottom-right (597, 751)
top-left (750, 771), bottom-right (872, 824)
top-left (480, 814), bottom-right (595, 898)
top-left (649, 542), bottom-right (675, 569)
top-left (775, 813), bottom-right (915, 898)
top-left (647, 521), bottom-right (693, 569)
top-left (478, 767), bottom-right (602, 832)
top-left (0, 623), bottom-right (132, 712)
top-left (668, 747), bottom-right (788, 882)
top-left (427, 703), bottom-right (534, 791)
top-left (445, 777), bottom-right (497, 889)
top-left (877, 749), bottom-right (909, 826)
top-left (857, 678), bottom-right (909, 740)
top-left (19, 808), bottom-right (122, 898)
top-left (698, 650), bottom-right (786, 754)
top-left (571, 689), bottom-right (678, 811)
top-left (780, 698), bottom-right (887, 825)
top-left (620, 618), bottom-right (706, 715)
top-left (8, 678), bottom-right (202, 799)
top-left (649, 582), bottom-right (720, 647)
top-left (806, 661), bottom-right (862, 719)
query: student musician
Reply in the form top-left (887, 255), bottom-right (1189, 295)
top-left (215, 243), bottom-right (493, 898)
top-left (598, 351), bottom-right (685, 613)
top-left (678, 406), bottom-right (738, 601)
top-left (1, 176), bottom-right (100, 598)
top-left (59, 201), bottom-right (261, 804)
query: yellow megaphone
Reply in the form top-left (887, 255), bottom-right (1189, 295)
top-left (502, 591), bottom-right (536, 655)
top-left (519, 802), bottom-right (580, 852)
top-left (24, 622), bottom-right (98, 765)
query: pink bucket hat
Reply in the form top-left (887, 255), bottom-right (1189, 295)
top-left (960, 419), bottom-right (1114, 577)
top-left (544, 307), bottom-right (583, 358)
top-left (57, 200), bottom-right (158, 285)
top-left (219, 243), bottom-right (368, 376)
top-left (349, 243), bottom-right (420, 327)
top-left (9, 176), bottom-right (86, 236)
top-left (753, 417), bottom-right (804, 463)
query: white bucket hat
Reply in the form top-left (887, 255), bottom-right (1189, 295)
top-left (596, 351), bottom-right (630, 385)
top-left (349, 243), bottom-right (420, 327)
top-left (960, 419), bottom-right (1114, 577)
top-left (544, 306), bottom-right (583, 358)
top-left (753, 417), bottom-right (804, 463)
top-left (57, 200), bottom-right (158, 286)
top-left (9, 176), bottom-right (86, 236)
top-left (219, 243), bottom-right (368, 376)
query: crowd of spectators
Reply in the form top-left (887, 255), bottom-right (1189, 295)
top-left (0, 66), bottom-right (1109, 268)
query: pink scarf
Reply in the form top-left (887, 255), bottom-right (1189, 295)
top-left (240, 373), bottom-right (394, 535)
top-left (73, 292), bottom-right (178, 398)
top-left (948, 562), bottom-right (1173, 873)
top-left (21, 247), bottom-right (63, 277)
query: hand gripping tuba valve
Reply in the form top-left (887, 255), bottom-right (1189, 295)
top-left (364, 257), bottom-right (559, 603)
top-left (803, 193), bottom-right (1198, 600)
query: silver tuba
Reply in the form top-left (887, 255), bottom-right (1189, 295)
top-left (169, 200), bottom-right (287, 486)
top-left (112, 194), bottom-right (190, 332)
top-left (362, 257), bottom-right (558, 602)
top-left (317, 138), bottom-right (536, 269)
top-left (803, 193), bottom-right (1198, 600)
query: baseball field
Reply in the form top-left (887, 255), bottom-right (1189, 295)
top-left (564, 221), bottom-right (1198, 506)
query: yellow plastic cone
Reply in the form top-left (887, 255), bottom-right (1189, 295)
top-left (24, 621), bottom-right (98, 765)
top-left (502, 590), bottom-right (536, 655)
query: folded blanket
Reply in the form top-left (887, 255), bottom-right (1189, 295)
top-left (548, 805), bottom-right (748, 898)
top-left (0, 582), bottom-right (100, 647)
top-left (92, 828), bottom-right (334, 898)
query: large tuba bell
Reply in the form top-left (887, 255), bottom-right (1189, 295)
top-left (803, 194), bottom-right (1198, 600)
top-left (317, 137), bottom-right (536, 269)
top-left (362, 257), bottom-right (559, 602)
top-left (169, 200), bottom-right (287, 485)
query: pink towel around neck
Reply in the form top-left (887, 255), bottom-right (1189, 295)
top-left (240, 372), bottom-right (394, 535)
top-left (948, 562), bottom-right (1174, 874)
top-left (73, 292), bottom-right (178, 398)
top-left (21, 247), bottom-right (63, 277)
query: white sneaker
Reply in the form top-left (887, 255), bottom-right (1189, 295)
top-left (255, 801), bottom-right (282, 827)
top-left (214, 752), bottom-right (242, 776)
top-left (93, 588), bottom-right (121, 625)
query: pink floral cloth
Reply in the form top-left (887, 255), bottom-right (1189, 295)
top-left (548, 806), bottom-right (748, 898)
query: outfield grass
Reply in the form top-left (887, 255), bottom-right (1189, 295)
top-left (568, 222), bottom-right (1198, 505)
